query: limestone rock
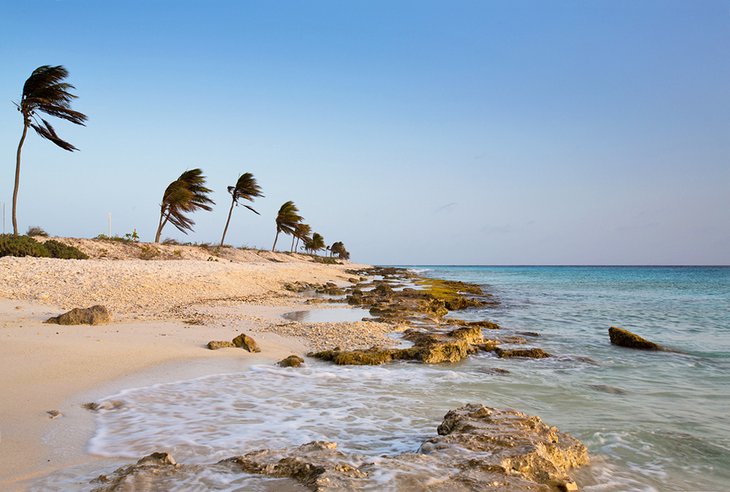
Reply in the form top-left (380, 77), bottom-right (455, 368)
top-left (221, 441), bottom-right (367, 489)
top-left (278, 355), bottom-right (305, 367)
top-left (232, 333), bottom-right (261, 352)
top-left (105, 404), bottom-right (588, 490)
top-left (207, 340), bottom-right (235, 350)
top-left (427, 404), bottom-right (588, 491)
top-left (45, 305), bottom-right (111, 325)
top-left (91, 452), bottom-right (178, 491)
top-left (608, 327), bottom-right (661, 350)
top-left (495, 347), bottom-right (551, 359)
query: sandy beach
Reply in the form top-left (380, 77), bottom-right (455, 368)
top-left (0, 240), bottom-right (380, 490)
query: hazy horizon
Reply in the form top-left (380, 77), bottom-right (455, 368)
top-left (2, 1), bottom-right (728, 265)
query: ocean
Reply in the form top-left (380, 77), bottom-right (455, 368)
top-left (34, 266), bottom-right (730, 491)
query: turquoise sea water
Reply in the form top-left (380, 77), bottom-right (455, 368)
top-left (33, 266), bottom-right (730, 491)
top-left (416, 266), bottom-right (730, 491)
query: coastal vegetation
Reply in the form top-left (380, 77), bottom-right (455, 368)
top-left (219, 173), bottom-right (263, 247)
top-left (0, 234), bottom-right (88, 259)
top-left (154, 169), bottom-right (214, 243)
top-left (12, 65), bottom-right (87, 236)
top-left (6, 65), bottom-right (352, 259)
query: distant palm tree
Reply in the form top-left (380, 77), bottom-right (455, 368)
top-left (12, 65), bottom-right (87, 235)
top-left (154, 169), bottom-right (214, 243)
top-left (309, 232), bottom-right (325, 255)
top-left (293, 223), bottom-right (311, 253)
top-left (272, 201), bottom-right (302, 251)
top-left (219, 173), bottom-right (263, 247)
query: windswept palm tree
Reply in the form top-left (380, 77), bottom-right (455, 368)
top-left (272, 201), bottom-right (302, 251)
top-left (308, 232), bottom-right (325, 256)
top-left (293, 222), bottom-right (311, 253)
top-left (330, 241), bottom-right (350, 260)
top-left (220, 173), bottom-right (263, 247)
top-left (154, 169), bottom-right (214, 243)
top-left (12, 65), bottom-right (87, 235)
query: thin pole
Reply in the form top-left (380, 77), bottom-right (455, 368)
top-left (108, 213), bottom-right (112, 236)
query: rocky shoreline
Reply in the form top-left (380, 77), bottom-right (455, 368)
top-left (305, 266), bottom-right (553, 366)
top-left (91, 404), bottom-right (588, 491)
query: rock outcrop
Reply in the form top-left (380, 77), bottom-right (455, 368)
top-left (310, 326), bottom-right (498, 365)
top-left (97, 404), bottom-right (588, 491)
top-left (608, 327), bottom-right (661, 350)
top-left (91, 452), bottom-right (179, 491)
top-left (45, 305), bottom-right (111, 325)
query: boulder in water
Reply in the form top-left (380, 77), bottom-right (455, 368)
top-left (608, 326), bottom-right (661, 350)
top-left (278, 355), bottom-right (305, 367)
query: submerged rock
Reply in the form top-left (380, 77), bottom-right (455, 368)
top-left (45, 305), bottom-right (111, 325)
top-left (221, 441), bottom-right (367, 489)
top-left (495, 347), bottom-right (551, 359)
top-left (106, 404), bottom-right (588, 491)
top-left (278, 355), bottom-right (305, 367)
top-left (608, 327), bottom-right (661, 350)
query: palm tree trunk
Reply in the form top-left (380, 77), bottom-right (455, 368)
top-left (154, 208), bottom-right (167, 243)
top-left (220, 199), bottom-right (235, 247)
top-left (272, 230), bottom-right (280, 251)
top-left (295, 237), bottom-right (300, 252)
top-left (290, 234), bottom-right (296, 252)
top-left (12, 121), bottom-right (29, 236)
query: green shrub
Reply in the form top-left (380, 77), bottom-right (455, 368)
top-left (44, 240), bottom-right (89, 260)
top-left (0, 235), bottom-right (50, 258)
top-left (26, 226), bottom-right (49, 237)
top-left (0, 235), bottom-right (88, 259)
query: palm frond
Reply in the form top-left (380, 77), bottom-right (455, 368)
top-left (29, 118), bottom-right (77, 151)
top-left (20, 65), bottom-right (87, 152)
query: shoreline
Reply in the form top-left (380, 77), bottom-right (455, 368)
top-left (0, 299), bottom-right (311, 490)
top-left (0, 242), bottom-right (588, 490)
top-left (0, 242), bottom-right (375, 489)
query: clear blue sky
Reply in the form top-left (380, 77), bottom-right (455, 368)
top-left (1, 1), bottom-right (728, 264)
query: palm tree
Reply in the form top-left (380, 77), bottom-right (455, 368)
top-left (272, 201), bottom-right (302, 251)
top-left (330, 241), bottom-right (350, 259)
top-left (154, 169), bottom-right (214, 243)
top-left (293, 223), bottom-right (311, 253)
top-left (12, 65), bottom-right (87, 235)
top-left (220, 173), bottom-right (263, 247)
top-left (309, 232), bottom-right (325, 255)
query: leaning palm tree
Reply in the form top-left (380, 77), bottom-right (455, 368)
top-left (12, 65), bottom-right (87, 235)
top-left (293, 222), bottom-right (311, 253)
top-left (272, 201), bottom-right (302, 251)
top-left (219, 173), bottom-right (263, 247)
top-left (309, 232), bottom-right (325, 256)
top-left (154, 169), bottom-right (214, 243)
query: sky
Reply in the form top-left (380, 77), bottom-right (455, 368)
top-left (1, 0), bottom-right (728, 265)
